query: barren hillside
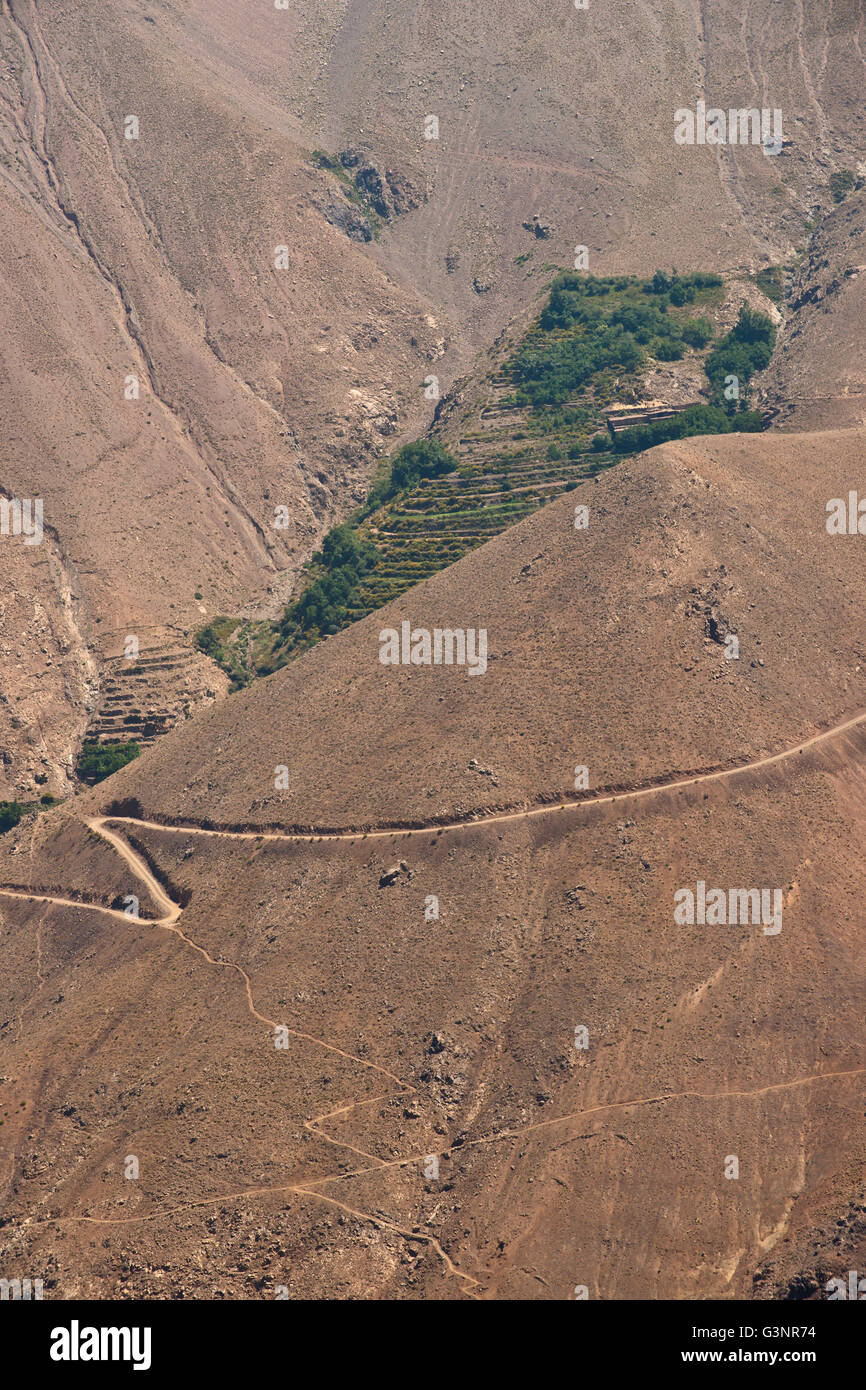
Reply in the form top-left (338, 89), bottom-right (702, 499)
top-left (763, 188), bottom-right (866, 430)
top-left (3, 0), bottom-right (866, 794)
top-left (93, 427), bottom-right (866, 830)
top-left (1, 0), bottom-right (865, 1307)
top-left (0, 0), bottom-right (443, 794)
top-left (2, 419), bottom-right (865, 1299)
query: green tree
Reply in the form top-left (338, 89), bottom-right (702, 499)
top-left (0, 801), bottom-right (24, 834)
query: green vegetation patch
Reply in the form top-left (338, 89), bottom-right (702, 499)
top-left (195, 617), bottom-right (250, 691)
top-left (196, 267), bottom-right (774, 690)
top-left (705, 306), bottom-right (776, 406)
top-left (76, 741), bottom-right (141, 785)
top-left (0, 801), bottom-right (24, 833)
top-left (752, 265), bottom-right (786, 305)
top-left (507, 270), bottom-right (722, 408)
top-left (611, 403), bottom-right (764, 453)
top-left (0, 795), bottom-right (60, 834)
top-left (358, 439), bottom-right (458, 518)
top-left (281, 523), bottom-right (381, 642)
top-left (310, 150), bottom-right (384, 233)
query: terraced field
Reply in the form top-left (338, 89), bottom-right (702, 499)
top-left (351, 371), bottom-right (620, 617)
top-left (199, 269), bottom-right (773, 684)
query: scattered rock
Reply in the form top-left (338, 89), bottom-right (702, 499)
top-left (378, 861), bottom-right (411, 888)
top-left (355, 164), bottom-right (389, 218)
top-left (385, 169), bottom-right (423, 215)
top-left (523, 213), bottom-right (553, 239)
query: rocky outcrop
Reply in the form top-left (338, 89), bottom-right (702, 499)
top-left (338, 149), bottom-right (425, 221)
top-left (320, 196), bottom-right (372, 243)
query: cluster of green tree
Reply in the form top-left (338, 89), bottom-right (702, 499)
top-left (194, 618), bottom-right (250, 691)
top-left (705, 306), bottom-right (776, 405)
top-left (361, 439), bottom-right (458, 516)
top-left (0, 801), bottom-right (24, 833)
top-left (0, 795), bottom-right (61, 834)
top-left (540, 275), bottom-right (632, 331)
top-left (76, 742), bottom-right (141, 784)
top-left (640, 269), bottom-right (723, 304)
top-left (195, 624), bottom-right (222, 662)
top-left (610, 403), bottom-right (764, 453)
top-left (680, 317), bottom-right (714, 348)
top-left (510, 271), bottom-right (722, 408)
top-left (510, 322), bottom-right (643, 407)
top-left (546, 441), bottom-right (591, 461)
top-left (278, 523), bottom-right (380, 641)
top-left (538, 271), bottom-right (722, 333)
top-left (608, 301), bottom-right (677, 342)
top-left (278, 441), bottom-right (459, 642)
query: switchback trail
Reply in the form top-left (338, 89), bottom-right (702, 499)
top-left (3, 703), bottom-right (866, 1291)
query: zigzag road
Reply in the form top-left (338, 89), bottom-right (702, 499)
top-left (3, 705), bottom-right (866, 1290)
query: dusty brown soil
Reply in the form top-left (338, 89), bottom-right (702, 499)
top-left (3, 0), bottom-right (866, 791)
top-left (93, 426), bottom-right (866, 831)
top-left (2, 418), bottom-right (866, 1298)
top-left (2, 0), bottom-right (866, 1302)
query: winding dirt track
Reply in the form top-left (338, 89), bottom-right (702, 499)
top-left (3, 704), bottom-right (866, 1292)
top-left (70, 701), bottom-right (866, 850)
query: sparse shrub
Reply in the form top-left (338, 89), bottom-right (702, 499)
top-left (753, 266), bottom-right (785, 305)
top-left (680, 317), bottom-right (713, 348)
top-left (195, 624), bottom-right (220, 659)
top-left (829, 170), bottom-right (861, 203)
top-left (653, 338), bottom-right (685, 361)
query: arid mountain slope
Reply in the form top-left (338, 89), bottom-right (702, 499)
top-left (3, 1), bottom-right (866, 796)
top-left (1, 420), bottom-right (864, 1299)
top-left (2, 4), bottom-right (866, 1299)
top-left (0, 0), bottom-right (443, 796)
top-left (763, 188), bottom-right (866, 430)
top-left (307, 0), bottom-right (866, 341)
top-left (97, 426), bottom-right (866, 830)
